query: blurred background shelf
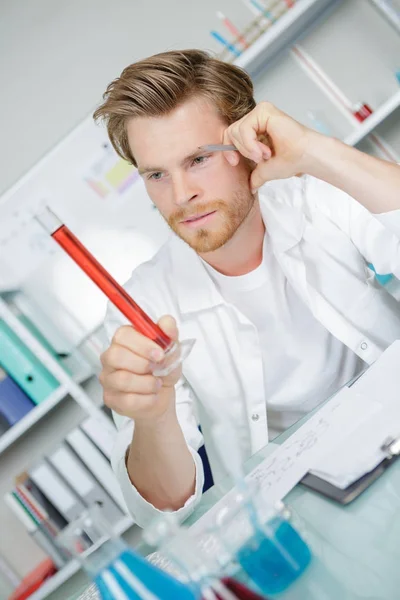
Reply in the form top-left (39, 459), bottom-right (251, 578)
top-left (235, 0), bottom-right (339, 75)
top-left (344, 89), bottom-right (400, 146)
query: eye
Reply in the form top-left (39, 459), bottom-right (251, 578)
top-left (192, 155), bottom-right (209, 166)
top-left (148, 172), bottom-right (163, 181)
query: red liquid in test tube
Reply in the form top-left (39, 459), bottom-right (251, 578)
top-left (218, 577), bottom-right (267, 599)
top-left (52, 224), bottom-right (172, 349)
top-left (35, 208), bottom-right (195, 375)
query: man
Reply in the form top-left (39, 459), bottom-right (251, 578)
top-left (95, 49), bottom-right (400, 528)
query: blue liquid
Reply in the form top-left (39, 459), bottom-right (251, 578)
top-left (94, 549), bottom-right (199, 600)
top-left (236, 517), bottom-right (312, 595)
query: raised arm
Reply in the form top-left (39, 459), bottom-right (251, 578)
top-left (222, 101), bottom-right (400, 214)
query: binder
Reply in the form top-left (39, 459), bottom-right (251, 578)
top-left (301, 436), bottom-right (400, 505)
top-left (29, 460), bottom-right (86, 522)
top-left (48, 443), bottom-right (124, 524)
top-left (0, 368), bottom-right (36, 426)
top-left (0, 411), bottom-right (11, 435)
top-left (17, 312), bottom-right (70, 374)
top-left (80, 415), bottom-right (117, 460)
top-left (13, 486), bottom-right (61, 557)
top-left (66, 428), bottom-right (128, 513)
top-left (4, 492), bottom-right (67, 568)
top-left (0, 320), bottom-right (59, 404)
top-left (19, 475), bottom-right (68, 531)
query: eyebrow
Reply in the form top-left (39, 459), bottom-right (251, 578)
top-left (137, 147), bottom-right (210, 175)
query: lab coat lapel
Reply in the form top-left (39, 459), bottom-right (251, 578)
top-left (259, 178), bottom-right (315, 311)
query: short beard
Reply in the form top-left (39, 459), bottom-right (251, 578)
top-left (166, 189), bottom-right (255, 253)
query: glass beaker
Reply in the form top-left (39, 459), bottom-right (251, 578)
top-left (144, 511), bottom-right (267, 600)
top-left (57, 504), bottom-right (199, 600)
top-left (213, 482), bottom-right (312, 595)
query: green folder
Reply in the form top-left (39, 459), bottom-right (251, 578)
top-left (0, 320), bottom-right (59, 405)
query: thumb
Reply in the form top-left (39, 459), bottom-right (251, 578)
top-left (250, 159), bottom-right (283, 193)
top-left (157, 315), bottom-right (179, 342)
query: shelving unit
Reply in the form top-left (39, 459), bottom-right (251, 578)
top-left (0, 380), bottom-right (80, 456)
top-left (235, 0), bottom-right (339, 76)
top-left (344, 89), bottom-right (400, 146)
top-left (28, 516), bottom-right (134, 600)
top-left (234, 0), bottom-right (400, 161)
top-left (0, 294), bottom-right (138, 600)
top-left (0, 1), bottom-right (399, 599)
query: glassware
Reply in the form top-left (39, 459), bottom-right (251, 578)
top-left (35, 207), bottom-right (195, 376)
top-left (144, 512), bottom-right (267, 600)
top-left (57, 504), bottom-right (199, 600)
top-left (213, 482), bottom-right (312, 595)
top-left (352, 103), bottom-right (373, 122)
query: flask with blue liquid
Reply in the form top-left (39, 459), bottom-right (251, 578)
top-left (57, 504), bottom-right (199, 600)
top-left (144, 511), bottom-right (267, 599)
top-left (213, 482), bottom-right (312, 596)
top-left (209, 420), bottom-right (312, 597)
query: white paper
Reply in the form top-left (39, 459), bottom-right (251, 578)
top-left (189, 385), bottom-right (381, 538)
top-left (246, 389), bottom-right (381, 501)
top-left (310, 340), bottom-right (400, 488)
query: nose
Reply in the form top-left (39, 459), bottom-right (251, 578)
top-left (171, 172), bottom-right (200, 206)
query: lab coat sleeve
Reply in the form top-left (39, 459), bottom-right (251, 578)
top-left (102, 302), bottom-right (205, 529)
top-left (305, 175), bottom-right (400, 281)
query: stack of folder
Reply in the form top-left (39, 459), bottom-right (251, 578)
top-left (0, 319), bottom-right (59, 407)
top-left (0, 315), bottom-right (66, 436)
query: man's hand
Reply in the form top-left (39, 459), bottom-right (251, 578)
top-left (99, 315), bottom-right (180, 423)
top-left (101, 316), bottom-right (197, 512)
top-left (223, 101), bottom-right (314, 192)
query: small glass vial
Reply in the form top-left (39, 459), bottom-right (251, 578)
top-left (352, 103), bottom-right (373, 122)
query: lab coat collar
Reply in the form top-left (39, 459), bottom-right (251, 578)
top-left (259, 176), bottom-right (306, 254)
top-left (171, 177), bottom-right (306, 315)
top-left (170, 236), bottom-right (225, 315)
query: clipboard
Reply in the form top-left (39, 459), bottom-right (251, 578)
top-left (300, 436), bottom-right (400, 505)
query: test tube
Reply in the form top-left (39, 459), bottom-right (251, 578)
top-left (35, 207), bottom-right (195, 376)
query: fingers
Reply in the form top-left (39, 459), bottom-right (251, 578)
top-left (223, 102), bottom-right (276, 165)
top-left (157, 315), bottom-right (178, 342)
top-left (101, 344), bottom-right (152, 375)
top-left (103, 389), bottom-right (161, 417)
top-left (222, 129), bottom-right (240, 166)
top-left (104, 370), bottom-right (162, 395)
top-left (250, 158), bottom-right (284, 193)
top-left (228, 117), bottom-right (261, 162)
top-left (223, 118), bottom-right (273, 167)
top-left (111, 325), bottom-right (165, 362)
top-left (100, 315), bottom-right (180, 387)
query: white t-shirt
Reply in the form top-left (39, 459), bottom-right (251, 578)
top-left (203, 234), bottom-right (365, 438)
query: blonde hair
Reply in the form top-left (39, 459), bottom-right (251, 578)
top-left (93, 49), bottom-right (256, 166)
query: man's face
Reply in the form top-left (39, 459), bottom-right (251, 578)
top-left (127, 96), bottom-right (254, 254)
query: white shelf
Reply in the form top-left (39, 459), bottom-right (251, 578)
top-left (235, 0), bottom-right (339, 76)
top-left (344, 89), bottom-right (400, 146)
top-left (28, 516), bottom-right (135, 600)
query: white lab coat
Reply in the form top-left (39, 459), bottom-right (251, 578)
top-left (105, 175), bottom-right (400, 527)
